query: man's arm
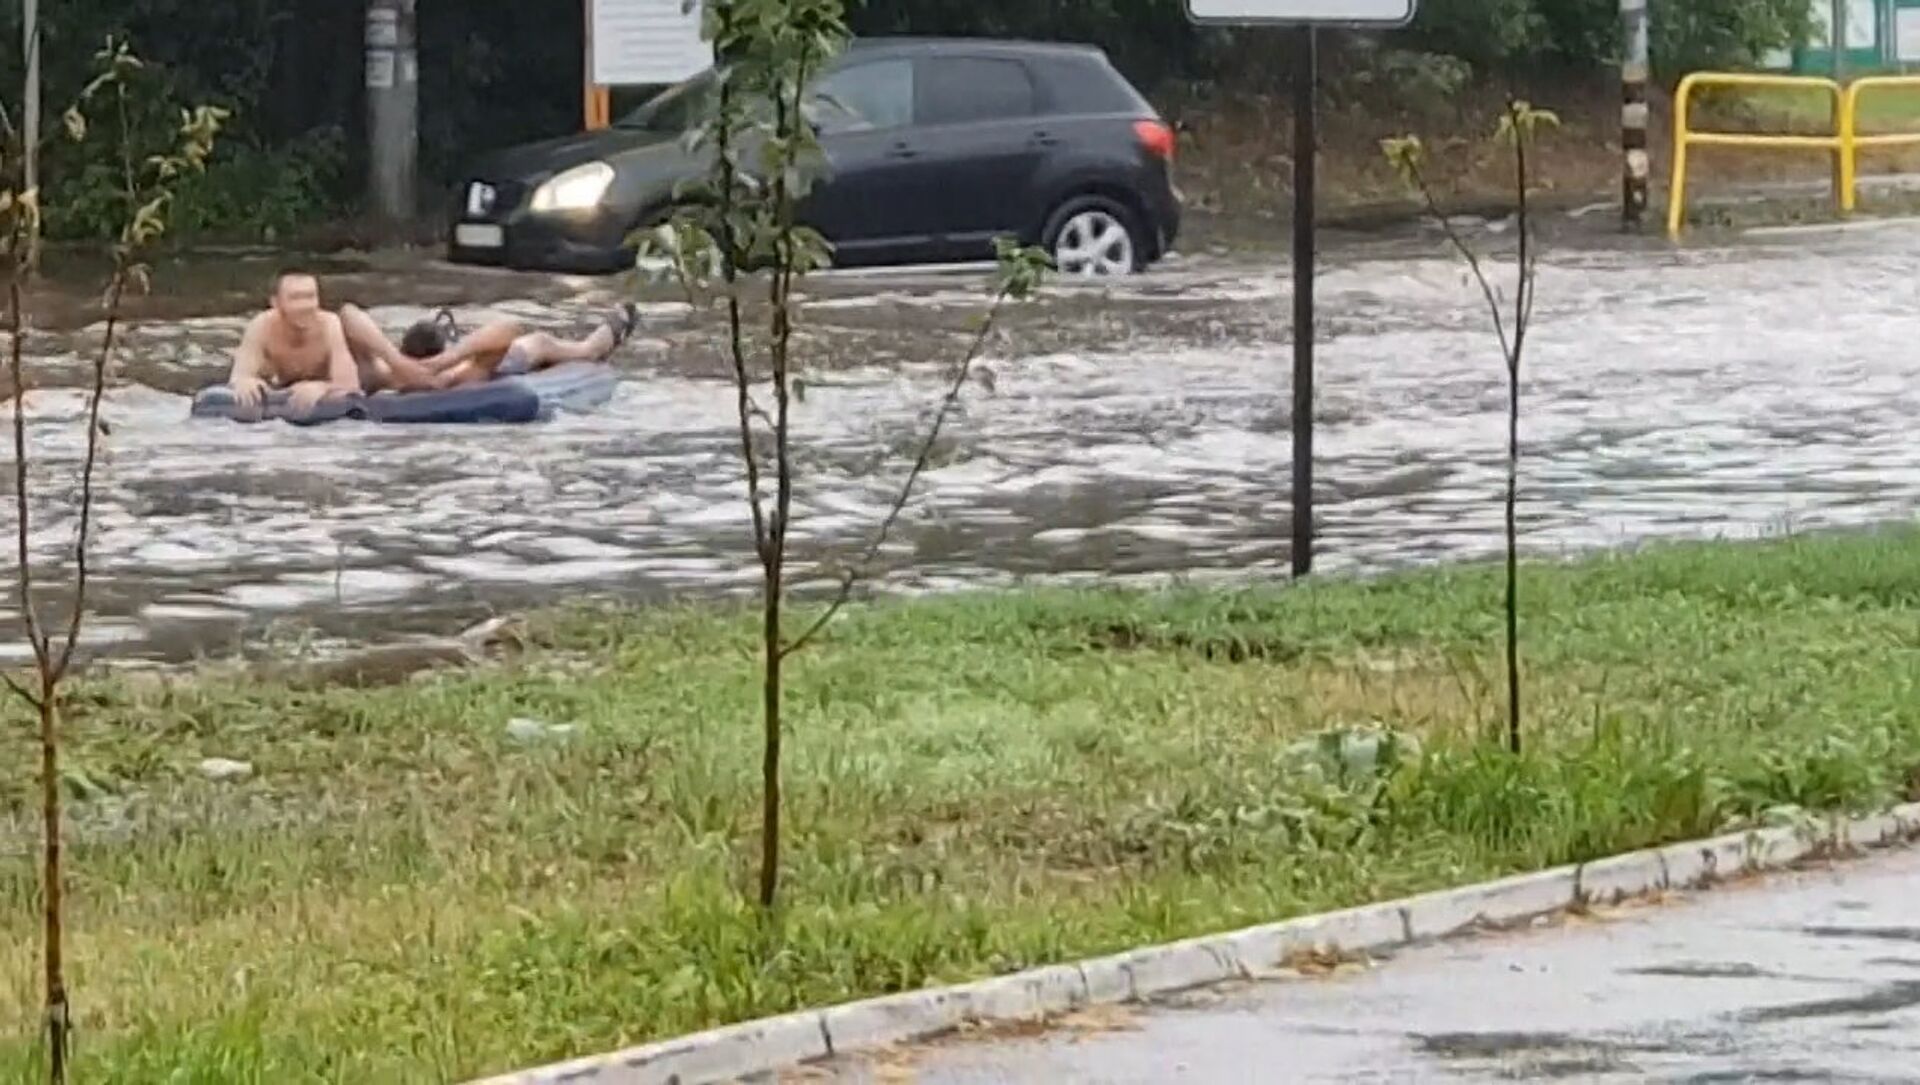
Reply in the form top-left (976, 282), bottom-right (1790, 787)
top-left (379, 352), bottom-right (442, 392)
top-left (229, 313), bottom-right (271, 385)
top-left (423, 319), bottom-right (523, 374)
top-left (321, 313), bottom-right (363, 394)
top-left (228, 313), bottom-right (274, 410)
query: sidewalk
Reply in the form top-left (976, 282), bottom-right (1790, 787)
top-left (815, 845), bottom-right (1920, 1083)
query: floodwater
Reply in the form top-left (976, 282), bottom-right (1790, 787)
top-left (824, 845), bottom-right (1920, 1082)
top-left (4, 215), bottom-right (1920, 663)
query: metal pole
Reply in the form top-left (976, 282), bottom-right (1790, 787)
top-left (1833, 0), bottom-right (1848, 84)
top-left (23, 0), bottom-right (41, 267)
top-left (584, 0), bottom-right (601, 129)
top-left (1621, 0), bottom-right (1649, 229)
top-left (1291, 26), bottom-right (1316, 579)
top-left (1833, 0), bottom-right (1848, 198)
top-left (366, 0), bottom-right (419, 231)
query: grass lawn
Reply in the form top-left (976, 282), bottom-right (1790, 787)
top-left (1704, 82), bottom-right (1920, 134)
top-left (5, 529), bottom-right (1920, 1082)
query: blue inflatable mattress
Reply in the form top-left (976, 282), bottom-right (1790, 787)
top-left (190, 361), bottom-right (619, 425)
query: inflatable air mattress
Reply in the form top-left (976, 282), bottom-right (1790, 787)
top-left (190, 362), bottom-right (619, 425)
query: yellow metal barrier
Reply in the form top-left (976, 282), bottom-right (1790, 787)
top-left (1668, 72), bottom-right (1845, 240)
top-left (1843, 76), bottom-right (1920, 209)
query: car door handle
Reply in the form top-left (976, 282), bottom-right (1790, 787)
top-left (1030, 130), bottom-right (1060, 147)
top-left (887, 141), bottom-right (919, 159)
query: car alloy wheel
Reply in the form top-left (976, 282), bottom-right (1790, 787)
top-left (1053, 209), bottom-right (1137, 277)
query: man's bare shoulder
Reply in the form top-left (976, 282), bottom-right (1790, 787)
top-left (242, 309), bottom-right (283, 340)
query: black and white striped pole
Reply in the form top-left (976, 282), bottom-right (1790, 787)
top-left (1622, 0), bottom-right (1650, 229)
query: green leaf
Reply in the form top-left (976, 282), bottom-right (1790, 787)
top-left (1379, 135), bottom-right (1426, 188)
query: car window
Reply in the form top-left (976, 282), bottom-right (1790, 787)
top-left (1040, 57), bottom-right (1156, 116)
top-left (810, 59), bottom-right (914, 132)
top-left (915, 57), bottom-right (1037, 126)
top-left (615, 69), bottom-right (717, 133)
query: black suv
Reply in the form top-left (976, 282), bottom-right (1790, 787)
top-left (447, 37), bottom-right (1181, 277)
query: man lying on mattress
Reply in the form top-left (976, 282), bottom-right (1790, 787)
top-left (340, 300), bottom-right (640, 394)
top-left (224, 269), bottom-right (366, 412)
top-left (224, 268), bottom-right (639, 408)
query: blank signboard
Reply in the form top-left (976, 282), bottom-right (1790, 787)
top-left (591, 0), bottom-right (712, 86)
top-left (1186, 0), bottom-right (1416, 24)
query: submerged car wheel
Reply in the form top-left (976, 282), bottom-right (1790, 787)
top-left (1043, 195), bottom-right (1147, 278)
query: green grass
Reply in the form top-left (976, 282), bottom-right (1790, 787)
top-left (6, 529), bottom-right (1920, 1082)
top-left (1704, 83), bottom-right (1920, 134)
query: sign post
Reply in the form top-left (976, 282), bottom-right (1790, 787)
top-left (585, 0), bottom-right (714, 130)
top-left (1184, 1), bottom-right (1417, 579)
top-left (366, 0), bottom-right (419, 231)
top-left (23, 0), bottom-right (39, 268)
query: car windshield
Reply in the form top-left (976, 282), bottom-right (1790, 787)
top-left (614, 62), bottom-right (870, 134)
top-left (615, 70), bottom-right (719, 132)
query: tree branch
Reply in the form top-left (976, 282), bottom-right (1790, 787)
top-left (49, 84), bottom-right (145, 683)
top-left (1509, 100), bottom-right (1531, 375)
top-left (8, 277), bottom-right (53, 679)
top-left (768, 42), bottom-right (815, 564)
top-left (2, 668), bottom-right (39, 709)
top-left (51, 277), bottom-right (123, 683)
top-left (782, 288), bottom-right (1012, 659)
top-left (712, 73), bottom-right (773, 568)
top-left (1405, 161), bottom-right (1513, 364)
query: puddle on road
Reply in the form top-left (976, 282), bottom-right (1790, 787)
top-left (1740, 980), bottom-right (1920, 1022)
top-left (1800, 926), bottom-right (1920, 944)
top-left (8, 224), bottom-right (1920, 663)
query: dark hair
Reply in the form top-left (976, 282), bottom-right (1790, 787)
top-left (270, 268), bottom-right (316, 296)
top-left (400, 320), bottom-right (448, 359)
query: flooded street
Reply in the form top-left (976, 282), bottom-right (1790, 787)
top-left (4, 217), bottom-right (1919, 663)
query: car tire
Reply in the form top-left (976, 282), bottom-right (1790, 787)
top-left (1041, 194), bottom-right (1149, 278)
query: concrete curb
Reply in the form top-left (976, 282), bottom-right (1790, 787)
top-left (468, 802), bottom-right (1920, 1085)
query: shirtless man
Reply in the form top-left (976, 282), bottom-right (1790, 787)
top-left (337, 302), bottom-right (639, 393)
top-left (226, 270), bottom-right (366, 413)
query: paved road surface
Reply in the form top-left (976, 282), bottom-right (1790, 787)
top-left (814, 845), bottom-right (1920, 1083)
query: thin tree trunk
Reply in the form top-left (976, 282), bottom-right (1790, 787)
top-left (1505, 384), bottom-right (1520, 755)
top-left (755, 16), bottom-right (810, 911)
top-left (758, 571), bottom-right (783, 908)
top-left (39, 686), bottom-right (67, 1082)
top-left (1505, 106), bottom-right (1530, 758)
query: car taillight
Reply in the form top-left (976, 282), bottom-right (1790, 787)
top-left (1134, 119), bottom-right (1176, 162)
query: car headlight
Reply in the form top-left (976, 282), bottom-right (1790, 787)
top-left (531, 161), bottom-right (615, 212)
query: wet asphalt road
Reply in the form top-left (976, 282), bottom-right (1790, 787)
top-left (821, 845), bottom-right (1920, 1083)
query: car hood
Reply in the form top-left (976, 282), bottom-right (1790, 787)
top-left (467, 127), bottom-right (686, 181)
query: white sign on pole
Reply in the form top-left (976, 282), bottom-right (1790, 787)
top-left (591, 0), bottom-right (713, 87)
top-left (1185, 0), bottom-right (1416, 25)
top-left (1900, 6), bottom-right (1920, 61)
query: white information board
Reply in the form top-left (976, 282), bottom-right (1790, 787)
top-left (1900, 6), bottom-right (1920, 61)
top-left (1186, 0), bottom-right (1416, 25)
top-left (1808, 0), bottom-right (1880, 49)
top-left (590, 0), bottom-right (713, 87)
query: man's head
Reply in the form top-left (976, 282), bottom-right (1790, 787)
top-left (269, 269), bottom-right (322, 330)
top-left (400, 320), bottom-right (449, 359)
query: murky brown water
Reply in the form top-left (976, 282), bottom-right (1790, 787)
top-left (5, 216), bottom-right (1919, 663)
